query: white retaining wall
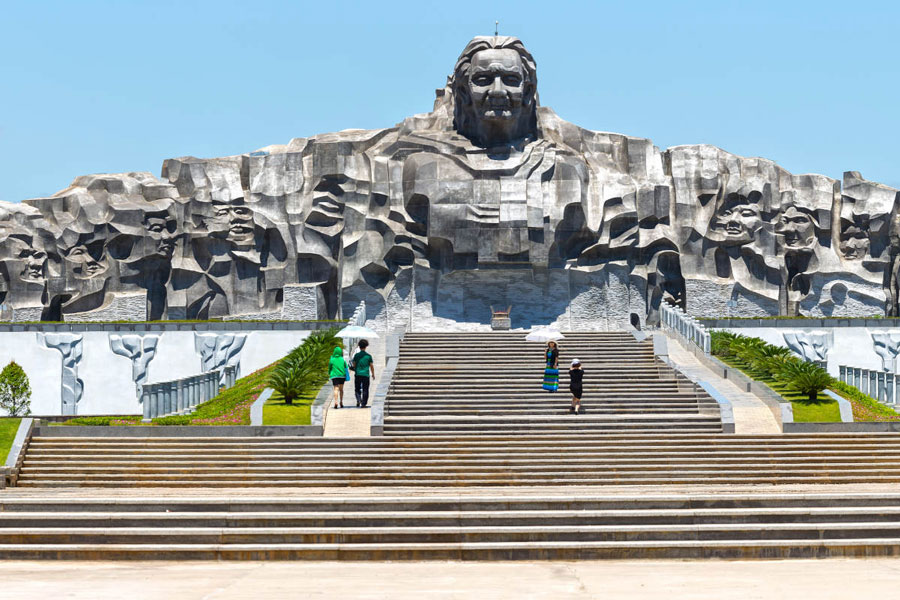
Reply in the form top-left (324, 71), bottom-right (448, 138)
top-left (715, 326), bottom-right (888, 376)
top-left (0, 329), bottom-right (311, 417)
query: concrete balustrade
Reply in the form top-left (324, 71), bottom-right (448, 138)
top-left (140, 365), bottom-right (237, 421)
top-left (839, 365), bottom-right (900, 406)
top-left (661, 303), bottom-right (710, 355)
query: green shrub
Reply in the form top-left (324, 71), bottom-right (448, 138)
top-left (775, 360), bottom-right (833, 403)
top-left (0, 361), bottom-right (32, 417)
top-left (153, 415), bottom-right (192, 426)
top-left (268, 329), bottom-right (339, 405)
top-left (59, 416), bottom-right (141, 426)
top-left (830, 380), bottom-right (900, 421)
top-left (710, 330), bottom-right (742, 358)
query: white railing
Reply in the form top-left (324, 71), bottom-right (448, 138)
top-left (349, 301), bottom-right (366, 327)
top-left (345, 301), bottom-right (367, 357)
top-left (838, 365), bottom-right (899, 406)
top-left (140, 365), bottom-right (236, 421)
top-left (661, 303), bottom-right (711, 355)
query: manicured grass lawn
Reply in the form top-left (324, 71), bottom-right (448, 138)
top-left (719, 355), bottom-right (841, 423)
top-left (789, 396), bottom-right (842, 422)
top-left (0, 418), bottom-right (22, 464)
top-left (262, 389), bottom-right (316, 425)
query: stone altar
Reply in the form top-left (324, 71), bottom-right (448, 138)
top-left (2, 35), bottom-right (898, 330)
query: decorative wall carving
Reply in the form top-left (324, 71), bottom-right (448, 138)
top-left (37, 332), bottom-right (84, 415)
top-left (871, 332), bottom-right (900, 371)
top-left (3, 36), bottom-right (899, 328)
top-left (783, 332), bottom-right (831, 363)
top-left (109, 334), bottom-right (160, 398)
top-left (194, 333), bottom-right (247, 381)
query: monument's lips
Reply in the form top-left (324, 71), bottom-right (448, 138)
top-left (1, 35), bottom-right (898, 329)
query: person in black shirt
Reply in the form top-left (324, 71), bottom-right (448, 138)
top-left (569, 358), bottom-right (584, 414)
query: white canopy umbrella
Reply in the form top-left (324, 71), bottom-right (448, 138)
top-left (335, 325), bottom-right (380, 339)
top-left (525, 328), bottom-right (565, 343)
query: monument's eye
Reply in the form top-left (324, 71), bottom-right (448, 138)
top-left (740, 209), bottom-right (757, 218)
top-left (502, 76), bottom-right (521, 86)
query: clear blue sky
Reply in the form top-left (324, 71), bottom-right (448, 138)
top-left (1, 0), bottom-right (898, 202)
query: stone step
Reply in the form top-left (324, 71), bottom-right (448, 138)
top-left (16, 475), bottom-right (900, 487)
top-left (2, 538), bottom-right (899, 560)
top-left (6, 505), bottom-right (900, 525)
top-left (19, 462), bottom-right (900, 476)
top-left (32, 434), bottom-right (900, 446)
top-left (6, 521), bottom-right (900, 544)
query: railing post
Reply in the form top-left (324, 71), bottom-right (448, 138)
top-left (142, 385), bottom-right (151, 421)
top-left (166, 381), bottom-right (176, 416)
top-left (150, 385), bottom-right (160, 418)
top-left (884, 373), bottom-right (895, 404)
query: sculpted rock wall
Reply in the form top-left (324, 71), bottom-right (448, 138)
top-left (2, 35), bottom-right (897, 328)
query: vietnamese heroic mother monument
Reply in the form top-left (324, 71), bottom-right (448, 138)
top-left (1, 35), bottom-right (899, 329)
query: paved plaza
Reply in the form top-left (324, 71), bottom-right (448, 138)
top-left (3, 558), bottom-right (900, 599)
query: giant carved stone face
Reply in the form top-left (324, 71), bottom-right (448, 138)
top-left (452, 37), bottom-right (537, 148)
top-left (467, 49), bottom-right (528, 137)
top-left (211, 198), bottom-right (254, 247)
top-left (144, 213), bottom-right (178, 259)
top-left (64, 240), bottom-right (108, 280)
top-left (710, 199), bottom-right (761, 246)
top-left (16, 244), bottom-right (47, 283)
top-left (840, 225), bottom-right (869, 259)
top-left (776, 206), bottom-right (815, 250)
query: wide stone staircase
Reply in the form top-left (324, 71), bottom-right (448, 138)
top-left (383, 332), bottom-right (723, 435)
top-left (16, 434), bottom-right (900, 487)
top-left (9, 330), bottom-right (900, 559)
top-left (4, 490), bottom-right (900, 559)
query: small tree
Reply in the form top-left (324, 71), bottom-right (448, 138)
top-left (777, 360), bottom-right (833, 403)
top-left (0, 361), bottom-right (32, 417)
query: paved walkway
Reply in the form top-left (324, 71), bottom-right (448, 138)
top-left (322, 382), bottom-right (371, 437)
top-left (665, 335), bottom-right (781, 434)
top-left (4, 558), bottom-right (900, 599)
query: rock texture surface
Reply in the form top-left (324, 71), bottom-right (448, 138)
top-left (1, 35), bottom-right (898, 329)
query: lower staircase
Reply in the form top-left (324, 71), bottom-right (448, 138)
top-left (8, 330), bottom-right (900, 559)
top-left (4, 490), bottom-right (900, 559)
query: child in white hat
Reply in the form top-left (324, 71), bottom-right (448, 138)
top-left (569, 358), bottom-right (584, 414)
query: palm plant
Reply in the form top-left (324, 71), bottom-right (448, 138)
top-left (743, 344), bottom-right (794, 379)
top-left (268, 328), bottom-right (341, 405)
top-left (777, 360), bottom-right (833, 403)
top-left (710, 331), bottom-right (741, 357)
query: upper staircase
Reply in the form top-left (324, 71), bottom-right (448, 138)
top-left (383, 332), bottom-right (723, 436)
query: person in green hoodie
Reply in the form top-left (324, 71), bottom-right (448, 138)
top-left (328, 346), bottom-right (348, 409)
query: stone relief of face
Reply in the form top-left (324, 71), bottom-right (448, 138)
top-left (467, 49), bottom-right (527, 131)
top-left (2, 237), bottom-right (46, 283)
top-left (144, 213), bottom-right (178, 258)
top-left (710, 200), bottom-right (761, 246)
top-left (839, 225), bottom-right (869, 259)
top-left (210, 198), bottom-right (255, 247)
top-left (64, 239), bottom-right (108, 279)
top-left (775, 206), bottom-right (815, 249)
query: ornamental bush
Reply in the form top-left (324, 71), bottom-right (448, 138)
top-left (268, 329), bottom-right (339, 405)
top-left (0, 361), bottom-right (32, 417)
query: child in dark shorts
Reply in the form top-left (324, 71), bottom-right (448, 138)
top-left (569, 358), bottom-right (584, 414)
